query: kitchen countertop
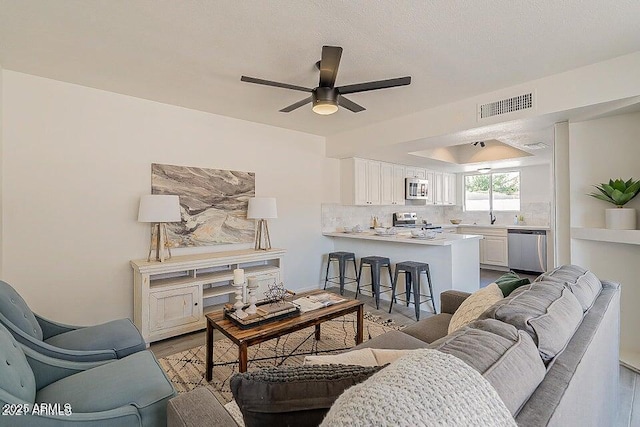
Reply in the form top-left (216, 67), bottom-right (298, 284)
top-left (434, 223), bottom-right (551, 231)
top-left (322, 231), bottom-right (482, 246)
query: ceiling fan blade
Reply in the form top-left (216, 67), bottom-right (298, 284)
top-left (337, 76), bottom-right (411, 95)
top-left (279, 96), bottom-right (313, 112)
top-left (338, 95), bottom-right (365, 113)
top-left (241, 76), bottom-right (313, 93)
top-left (319, 46), bottom-right (343, 88)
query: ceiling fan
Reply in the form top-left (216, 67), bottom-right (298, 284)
top-left (240, 45), bottom-right (411, 115)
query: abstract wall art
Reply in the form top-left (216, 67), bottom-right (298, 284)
top-left (151, 164), bottom-right (255, 246)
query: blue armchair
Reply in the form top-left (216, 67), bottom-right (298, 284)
top-left (0, 280), bottom-right (146, 362)
top-left (0, 323), bottom-right (176, 426)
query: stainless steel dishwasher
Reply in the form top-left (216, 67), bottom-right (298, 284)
top-left (508, 229), bottom-right (547, 273)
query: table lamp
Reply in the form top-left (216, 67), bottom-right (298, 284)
top-left (138, 195), bottom-right (181, 262)
top-left (247, 197), bottom-right (277, 250)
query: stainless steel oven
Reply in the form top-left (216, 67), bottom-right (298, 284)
top-left (405, 178), bottom-right (428, 200)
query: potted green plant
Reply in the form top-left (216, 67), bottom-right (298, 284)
top-left (588, 178), bottom-right (640, 230)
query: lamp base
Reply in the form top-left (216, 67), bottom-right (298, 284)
top-left (254, 219), bottom-right (272, 250)
top-left (148, 223), bottom-right (173, 262)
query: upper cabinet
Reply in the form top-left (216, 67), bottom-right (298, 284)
top-left (341, 158), bottom-right (456, 206)
top-left (381, 164), bottom-right (405, 205)
top-left (405, 167), bottom-right (427, 180)
top-left (433, 172), bottom-right (457, 205)
top-left (342, 158), bottom-right (382, 205)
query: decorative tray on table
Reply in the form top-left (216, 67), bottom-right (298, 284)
top-left (223, 300), bottom-right (300, 329)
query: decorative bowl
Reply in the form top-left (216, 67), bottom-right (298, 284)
top-left (450, 219), bottom-right (462, 225)
top-left (374, 227), bottom-right (396, 236)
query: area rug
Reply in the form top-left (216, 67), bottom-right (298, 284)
top-left (158, 312), bottom-right (401, 404)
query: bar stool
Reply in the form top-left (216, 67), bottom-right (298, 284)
top-left (356, 256), bottom-right (394, 309)
top-left (324, 252), bottom-right (358, 295)
top-left (389, 261), bottom-right (436, 320)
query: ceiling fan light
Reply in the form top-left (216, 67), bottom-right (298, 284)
top-left (312, 101), bottom-right (338, 115)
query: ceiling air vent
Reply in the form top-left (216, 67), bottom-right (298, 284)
top-left (478, 93), bottom-right (533, 120)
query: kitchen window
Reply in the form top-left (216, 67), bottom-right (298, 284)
top-left (464, 172), bottom-right (520, 211)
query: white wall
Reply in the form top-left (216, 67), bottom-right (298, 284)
top-left (0, 66), bottom-right (3, 278)
top-left (1, 70), bottom-right (338, 325)
top-left (519, 164), bottom-right (552, 204)
top-left (553, 122), bottom-right (571, 266)
top-left (569, 111), bottom-right (640, 360)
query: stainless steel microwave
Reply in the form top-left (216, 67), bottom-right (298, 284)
top-left (405, 178), bottom-right (428, 200)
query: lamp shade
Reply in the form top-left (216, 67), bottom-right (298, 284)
top-left (138, 195), bottom-right (181, 223)
top-left (247, 197), bottom-right (277, 219)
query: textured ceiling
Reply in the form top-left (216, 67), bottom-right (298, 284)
top-left (1, 0), bottom-right (640, 137)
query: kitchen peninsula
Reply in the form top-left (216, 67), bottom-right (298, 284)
top-left (322, 230), bottom-right (482, 312)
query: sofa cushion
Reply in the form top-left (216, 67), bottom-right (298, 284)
top-left (0, 280), bottom-right (43, 340)
top-left (536, 264), bottom-right (602, 311)
top-left (353, 329), bottom-right (431, 349)
top-left (230, 364), bottom-right (383, 427)
top-left (0, 324), bottom-right (36, 403)
top-left (480, 281), bottom-right (584, 362)
top-left (305, 348), bottom-right (419, 367)
top-left (448, 283), bottom-right (503, 334)
top-left (401, 313), bottom-right (452, 344)
top-left (495, 271), bottom-right (531, 297)
top-left (44, 318), bottom-right (148, 358)
top-left (36, 350), bottom-right (175, 426)
top-left (428, 319), bottom-right (546, 415)
top-left (304, 348), bottom-right (378, 366)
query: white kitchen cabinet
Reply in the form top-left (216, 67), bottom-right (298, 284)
top-left (481, 236), bottom-right (509, 266)
top-left (405, 167), bottom-right (427, 180)
top-left (380, 162), bottom-right (394, 205)
top-left (458, 227), bottom-right (508, 268)
top-left (341, 158), bottom-right (381, 205)
top-left (341, 158), bottom-right (452, 206)
top-left (131, 249), bottom-right (286, 343)
top-left (434, 172), bottom-right (444, 204)
top-left (393, 165), bottom-right (406, 205)
top-left (443, 173), bottom-right (457, 205)
top-left (425, 170), bottom-right (435, 203)
top-left (433, 172), bottom-right (457, 205)
top-left (381, 163), bottom-right (405, 206)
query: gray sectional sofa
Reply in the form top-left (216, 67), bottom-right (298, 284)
top-left (168, 265), bottom-right (621, 427)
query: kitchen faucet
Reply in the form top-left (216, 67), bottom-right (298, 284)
top-left (489, 211), bottom-right (496, 225)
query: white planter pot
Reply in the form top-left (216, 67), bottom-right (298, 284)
top-left (605, 208), bottom-right (637, 230)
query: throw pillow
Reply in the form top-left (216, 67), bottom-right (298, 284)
top-left (448, 283), bottom-right (503, 334)
top-left (495, 271), bottom-right (531, 297)
top-left (230, 364), bottom-right (384, 427)
top-left (370, 348), bottom-right (420, 365)
top-left (304, 348), bottom-right (378, 366)
top-left (304, 348), bottom-right (419, 367)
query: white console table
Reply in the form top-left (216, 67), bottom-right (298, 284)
top-left (131, 248), bottom-right (286, 343)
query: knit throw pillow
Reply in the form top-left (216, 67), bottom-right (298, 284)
top-left (231, 364), bottom-right (384, 427)
top-left (448, 283), bottom-right (503, 334)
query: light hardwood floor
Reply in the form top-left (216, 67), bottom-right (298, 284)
top-left (150, 273), bottom-right (640, 425)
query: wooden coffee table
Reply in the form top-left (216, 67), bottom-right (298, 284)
top-left (205, 290), bottom-right (364, 380)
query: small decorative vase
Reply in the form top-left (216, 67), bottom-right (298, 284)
top-left (605, 208), bottom-right (637, 230)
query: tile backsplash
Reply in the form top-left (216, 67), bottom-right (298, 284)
top-left (321, 202), bottom-right (550, 231)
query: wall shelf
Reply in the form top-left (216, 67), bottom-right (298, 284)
top-left (571, 227), bottom-right (640, 246)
